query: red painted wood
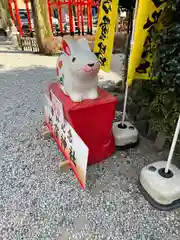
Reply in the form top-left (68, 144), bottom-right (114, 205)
top-left (13, 0), bottom-right (24, 36)
top-left (48, 0), bottom-right (54, 32)
top-left (49, 83), bottom-right (117, 165)
top-left (57, 0), bottom-right (63, 33)
top-left (25, 0), bottom-right (32, 32)
top-left (8, 0), bottom-right (15, 24)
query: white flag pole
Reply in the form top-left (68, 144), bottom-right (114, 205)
top-left (165, 115), bottom-right (180, 173)
top-left (121, 0), bottom-right (139, 126)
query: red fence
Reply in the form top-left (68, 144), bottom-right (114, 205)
top-left (8, 0), bottom-right (99, 37)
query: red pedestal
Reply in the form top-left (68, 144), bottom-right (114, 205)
top-left (49, 83), bottom-right (117, 165)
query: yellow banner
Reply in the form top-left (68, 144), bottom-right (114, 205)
top-left (93, 0), bottom-right (118, 72)
top-left (127, 0), bottom-right (166, 85)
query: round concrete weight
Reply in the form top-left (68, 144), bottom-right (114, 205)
top-left (113, 121), bottom-right (139, 149)
top-left (139, 161), bottom-right (180, 211)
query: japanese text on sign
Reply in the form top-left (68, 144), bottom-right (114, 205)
top-left (127, 0), bottom-right (167, 85)
top-left (44, 93), bottom-right (89, 189)
top-left (94, 0), bottom-right (118, 72)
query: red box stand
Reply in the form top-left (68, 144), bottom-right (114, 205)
top-left (49, 83), bottom-right (118, 165)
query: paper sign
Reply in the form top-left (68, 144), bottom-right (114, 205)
top-left (50, 90), bottom-right (64, 124)
top-left (45, 93), bottom-right (89, 189)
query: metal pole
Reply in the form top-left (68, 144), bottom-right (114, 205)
top-left (165, 115), bottom-right (180, 173)
top-left (122, 10), bottom-right (132, 90)
top-left (121, 0), bottom-right (139, 126)
top-left (121, 81), bottom-right (129, 125)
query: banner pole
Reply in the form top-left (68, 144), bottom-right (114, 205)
top-left (121, 81), bottom-right (129, 125)
top-left (121, 0), bottom-right (139, 126)
top-left (165, 115), bottom-right (180, 173)
top-left (122, 10), bottom-right (132, 90)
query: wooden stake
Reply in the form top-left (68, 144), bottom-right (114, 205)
top-left (59, 160), bottom-right (70, 172)
top-left (42, 124), bottom-right (51, 140)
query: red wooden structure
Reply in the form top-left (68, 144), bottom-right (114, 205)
top-left (8, 0), bottom-right (98, 37)
top-left (8, 0), bottom-right (24, 36)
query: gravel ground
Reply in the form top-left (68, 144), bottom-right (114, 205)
top-left (0, 39), bottom-right (180, 240)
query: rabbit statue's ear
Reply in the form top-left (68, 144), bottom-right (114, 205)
top-left (62, 39), bottom-right (76, 56)
top-left (62, 39), bottom-right (71, 56)
top-left (76, 37), bottom-right (91, 51)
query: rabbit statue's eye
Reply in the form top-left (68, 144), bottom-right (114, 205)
top-left (72, 57), bottom-right (76, 63)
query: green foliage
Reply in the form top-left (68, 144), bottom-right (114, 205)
top-left (150, 0), bottom-right (180, 135)
top-left (132, 0), bottom-right (180, 137)
top-left (149, 90), bottom-right (180, 135)
top-left (151, 1), bottom-right (180, 92)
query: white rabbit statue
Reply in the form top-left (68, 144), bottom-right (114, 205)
top-left (56, 37), bottom-right (100, 102)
